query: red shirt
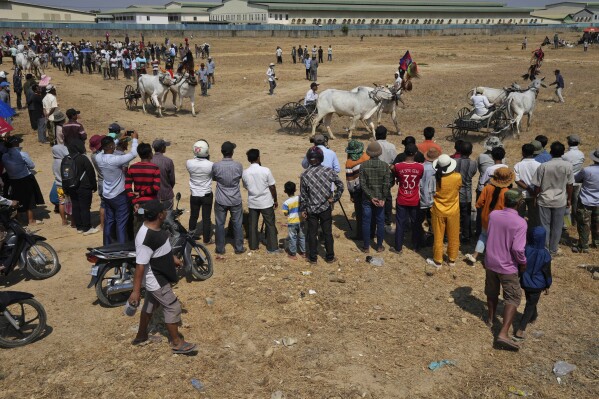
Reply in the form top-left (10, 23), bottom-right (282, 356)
top-left (394, 161), bottom-right (424, 206)
top-left (125, 161), bottom-right (161, 205)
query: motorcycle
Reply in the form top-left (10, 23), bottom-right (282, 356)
top-left (0, 291), bottom-right (47, 348)
top-left (0, 206), bottom-right (61, 280)
top-left (86, 193), bottom-right (213, 307)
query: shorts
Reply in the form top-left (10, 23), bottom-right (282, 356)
top-left (57, 186), bottom-right (66, 205)
top-left (484, 269), bottom-right (522, 307)
top-left (141, 284), bottom-right (182, 324)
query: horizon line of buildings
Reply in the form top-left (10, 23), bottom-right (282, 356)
top-left (1, 1), bottom-right (598, 26)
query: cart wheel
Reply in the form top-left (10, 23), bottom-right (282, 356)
top-left (277, 102), bottom-right (302, 132)
top-left (296, 104), bottom-right (313, 131)
top-left (451, 127), bottom-right (468, 140)
top-left (492, 110), bottom-right (511, 139)
top-left (124, 85), bottom-right (137, 110)
top-left (457, 107), bottom-right (471, 120)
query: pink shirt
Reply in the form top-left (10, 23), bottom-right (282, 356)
top-left (484, 208), bottom-right (527, 275)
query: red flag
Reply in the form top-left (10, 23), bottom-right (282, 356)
top-left (0, 117), bottom-right (14, 137)
top-left (399, 51), bottom-right (413, 71)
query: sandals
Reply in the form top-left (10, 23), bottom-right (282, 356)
top-left (171, 341), bottom-right (197, 354)
top-left (495, 337), bottom-right (520, 351)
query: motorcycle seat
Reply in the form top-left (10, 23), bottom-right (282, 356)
top-left (89, 242), bottom-right (136, 253)
top-left (0, 291), bottom-right (34, 311)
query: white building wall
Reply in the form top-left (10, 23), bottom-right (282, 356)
top-left (135, 14), bottom-right (169, 24)
top-left (181, 14), bottom-right (210, 22)
top-left (0, 1), bottom-right (96, 22)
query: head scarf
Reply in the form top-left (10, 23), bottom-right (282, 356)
top-left (522, 226), bottom-right (552, 290)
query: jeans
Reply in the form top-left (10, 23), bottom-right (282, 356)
top-left (519, 290), bottom-right (541, 332)
top-left (538, 206), bottom-right (566, 253)
top-left (189, 193), bottom-right (213, 243)
top-left (571, 184), bottom-right (581, 225)
top-left (459, 202), bottom-right (472, 240)
top-left (214, 202), bottom-right (244, 254)
top-left (328, 54), bottom-right (332, 61)
top-left (306, 207), bottom-right (334, 262)
top-left (69, 188), bottom-right (92, 231)
top-left (305, 68), bottom-right (310, 80)
top-left (362, 199), bottom-right (385, 250)
top-left (287, 223), bottom-right (305, 255)
top-left (248, 207), bottom-right (278, 252)
top-left (103, 192), bottom-right (130, 245)
top-left (395, 204), bottom-right (422, 251)
top-left (475, 229), bottom-right (488, 254)
top-left (37, 117), bottom-right (47, 143)
top-left (268, 80), bottom-right (276, 95)
top-left (575, 200), bottom-right (599, 249)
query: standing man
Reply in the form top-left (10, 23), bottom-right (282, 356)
top-left (96, 133), bottom-right (139, 245)
top-left (242, 149), bottom-right (280, 254)
top-left (455, 142), bottom-right (478, 243)
top-left (267, 63), bottom-right (277, 95)
top-left (345, 139), bottom-right (370, 240)
top-left (304, 56), bottom-right (311, 80)
top-left (563, 134), bottom-right (585, 225)
top-left (275, 46), bottom-right (283, 64)
top-left (65, 141), bottom-right (98, 235)
top-left (212, 141), bottom-right (245, 258)
top-left (152, 139), bottom-right (175, 210)
top-left (318, 46), bottom-right (324, 63)
top-left (62, 108), bottom-right (87, 147)
top-left (514, 143), bottom-right (541, 226)
top-left (532, 141), bottom-right (574, 255)
top-left (187, 140), bottom-right (213, 243)
top-left (327, 45), bottom-right (333, 62)
top-left (12, 66), bottom-right (22, 110)
top-left (291, 46), bottom-right (297, 64)
top-left (416, 127), bottom-right (442, 156)
top-left (484, 190), bottom-right (527, 351)
top-left (301, 134), bottom-right (340, 173)
top-left (573, 148), bottom-right (599, 253)
top-left (550, 69), bottom-right (565, 103)
top-left (129, 200), bottom-right (196, 355)
top-left (42, 84), bottom-right (58, 144)
top-left (125, 143), bottom-right (161, 233)
top-left (310, 56), bottom-right (318, 82)
top-left (300, 147), bottom-right (344, 264)
top-left (533, 135), bottom-right (552, 163)
top-left (197, 63), bottom-right (208, 96)
top-left (89, 135), bottom-right (106, 231)
top-left (207, 57), bottom-right (215, 85)
top-left (522, 36), bottom-right (527, 50)
top-left (375, 125), bottom-right (397, 229)
top-left (360, 142), bottom-right (390, 253)
top-left (553, 33), bottom-right (559, 49)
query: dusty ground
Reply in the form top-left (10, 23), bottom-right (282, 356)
top-left (1, 32), bottom-right (598, 398)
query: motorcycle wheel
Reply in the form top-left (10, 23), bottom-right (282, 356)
top-left (25, 241), bottom-right (61, 279)
top-left (95, 266), bottom-right (135, 308)
top-left (185, 242), bottom-right (213, 281)
top-left (0, 298), bottom-right (47, 348)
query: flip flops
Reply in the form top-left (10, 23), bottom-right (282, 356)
top-left (496, 337), bottom-right (520, 351)
top-left (171, 341), bottom-right (197, 354)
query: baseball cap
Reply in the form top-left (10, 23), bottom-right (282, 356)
top-left (152, 139), bottom-right (171, 150)
top-left (108, 122), bottom-right (124, 132)
top-left (0, 82), bottom-right (9, 87)
top-left (46, 84), bottom-right (54, 91)
top-left (310, 82), bottom-right (320, 88)
top-left (221, 141), bottom-right (236, 154)
top-left (530, 140), bottom-right (543, 155)
top-left (141, 199), bottom-right (167, 219)
top-left (313, 134), bottom-right (327, 145)
top-left (66, 108), bottom-right (80, 118)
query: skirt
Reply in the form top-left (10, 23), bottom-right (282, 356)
top-left (9, 174), bottom-right (45, 211)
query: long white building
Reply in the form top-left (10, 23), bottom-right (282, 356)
top-left (0, 0), bottom-right (97, 22)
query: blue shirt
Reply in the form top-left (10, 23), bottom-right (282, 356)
top-left (3, 147), bottom-right (34, 180)
top-left (95, 139), bottom-right (138, 199)
top-left (576, 164), bottom-right (599, 207)
top-left (301, 145), bottom-right (340, 173)
top-left (534, 150), bottom-right (552, 164)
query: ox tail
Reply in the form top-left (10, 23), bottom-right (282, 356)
top-left (506, 96), bottom-right (514, 120)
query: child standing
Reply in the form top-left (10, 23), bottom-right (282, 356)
top-left (282, 181), bottom-right (305, 260)
top-left (514, 226), bottom-right (552, 340)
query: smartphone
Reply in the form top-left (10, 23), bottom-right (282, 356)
top-left (125, 130), bottom-right (134, 136)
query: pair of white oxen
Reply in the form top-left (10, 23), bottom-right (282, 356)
top-left (137, 73), bottom-right (199, 117)
top-left (14, 46), bottom-right (44, 78)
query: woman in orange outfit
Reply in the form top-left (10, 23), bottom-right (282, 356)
top-left (427, 154), bottom-right (462, 269)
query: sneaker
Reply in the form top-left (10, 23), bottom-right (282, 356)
top-left (234, 247), bottom-right (247, 255)
top-left (447, 261), bottom-right (456, 268)
top-left (267, 248), bottom-right (284, 255)
top-left (325, 257), bottom-right (338, 264)
top-left (464, 254), bottom-right (477, 265)
top-left (83, 227), bottom-right (100, 236)
top-left (77, 230), bottom-right (84, 234)
top-left (426, 258), bottom-right (442, 269)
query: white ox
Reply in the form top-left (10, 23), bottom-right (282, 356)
top-left (162, 73), bottom-right (198, 116)
top-left (138, 73), bottom-right (174, 117)
top-left (352, 86), bottom-right (401, 134)
top-left (15, 49), bottom-right (43, 78)
top-left (312, 87), bottom-right (383, 139)
top-left (506, 78), bottom-right (546, 137)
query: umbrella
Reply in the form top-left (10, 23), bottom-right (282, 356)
top-left (584, 27), bottom-right (598, 33)
top-left (0, 100), bottom-right (16, 119)
top-left (0, 117), bottom-right (14, 137)
top-left (80, 48), bottom-right (93, 53)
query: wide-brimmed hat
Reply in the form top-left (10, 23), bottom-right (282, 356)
top-left (52, 110), bottom-right (66, 122)
top-left (590, 148), bottom-right (599, 163)
top-left (432, 154), bottom-right (457, 174)
top-left (490, 167), bottom-right (515, 188)
top-left (484, 136), bottom-right (503, 151)
top-left (530, 140), bottom-right (543, 155)
top-left (425, 147), bottom-right (440, 162)
top-left (345, 139), bottom-right (364, 154)
top-left (366, 141), bottom-right (382, 158)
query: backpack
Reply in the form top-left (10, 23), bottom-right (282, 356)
top-left (61, 153), bottom-right (86, 190)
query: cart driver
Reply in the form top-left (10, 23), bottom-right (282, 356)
top-left (470, 87), bottom-right (494, 120)
top-left (304, 82), bottom-right (319, 107)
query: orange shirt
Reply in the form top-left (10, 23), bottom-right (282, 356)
top-left (417, 140), bottom-right (442, 156)
top-left (476, 184), bottom-right (508, 230)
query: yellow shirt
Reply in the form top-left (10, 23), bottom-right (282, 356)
top-left (432, 172), bottom-right (462, 216)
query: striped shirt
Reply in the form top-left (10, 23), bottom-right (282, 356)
top-left (125, 161), bottom-right (161, 205)
top-left (345, 153), bottom-right (369, 194)
top-left (282, 196), bottom-right (301, 224)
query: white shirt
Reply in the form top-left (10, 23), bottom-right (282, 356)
top-left (276, 48), bottom-right (282, 57)
top-left (394, 76), bottom-right (402, 88)
top-left (562, 147), bottom-right (585, 176)
top-left (377, 140), bottom-right (398, 165)
top-left (304, 89), bottom-right (318, 105)
top-left (135, 224), bottom-right (169, 292)
top-left (471, 94), bottom-right (491, 116)
top-left (477, 163), bottom-right (507, 191)
top-left (266, 67), bottom-right (275, 82)
top-left (186, 157), bottom-right (214, 197)
top-left (514, 158), bottom-right (541, 198)
top-left (242, 163), bottom-right (275, 209)
top-left (42, 93), bottom-right (58, 121)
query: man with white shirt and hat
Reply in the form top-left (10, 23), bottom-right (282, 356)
top-left (267, 63), bottom-right (277, 95)
top-left (304, 82), bottom-right (319, 107)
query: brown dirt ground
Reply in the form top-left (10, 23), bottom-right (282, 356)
top-left (1, 32), bottom-right (598, 399)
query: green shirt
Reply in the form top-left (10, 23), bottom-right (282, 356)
top-left (360, 158), bottom-right (390, 201)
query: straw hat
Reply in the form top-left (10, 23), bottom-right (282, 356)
top-left (490, 167), bottom-right (515, 188)
top-left (432, 154), bottom-right (457, 174)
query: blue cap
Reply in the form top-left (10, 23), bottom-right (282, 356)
top-left (0, 82), bottom-right (10, 87)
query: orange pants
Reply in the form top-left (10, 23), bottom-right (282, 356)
top-left (431, 209), bottom-right (460, 264)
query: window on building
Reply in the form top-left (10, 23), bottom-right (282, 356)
top-left (147, 16), bottom-right (150, 21)
top-left (275, 14), bottom-right (278, 20)
top-left (286, 14), bottom-right (288, 20)
top-left (269, 13), bottom-right (272, 18)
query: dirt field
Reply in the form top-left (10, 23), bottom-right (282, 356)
top-left (1, 32), bottom-right (598, 399)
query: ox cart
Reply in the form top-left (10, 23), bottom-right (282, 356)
top-left (446, 103), bottom-right (511, 141)
top-left (275, 100), bottom-right (317, 133)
